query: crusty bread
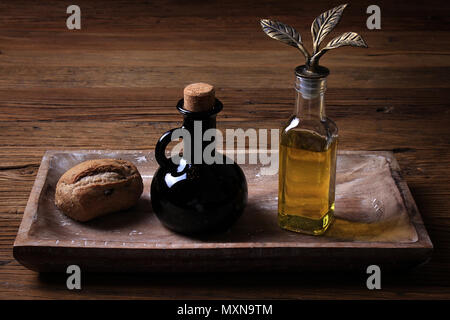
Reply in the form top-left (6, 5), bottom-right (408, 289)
top-left (55, 159), bottom-right (144, 222)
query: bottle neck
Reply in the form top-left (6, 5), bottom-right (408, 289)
top-left (294, 76), bottom-right (327, 121)
top-left (177, 98), bottom-right (222, 165)
top-left (182, 114), bottom-right (217, 164)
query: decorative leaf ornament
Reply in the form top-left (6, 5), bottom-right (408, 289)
top-left (324, 31), bottom-right (367, 50)
top-left (260, 19), bottom-right (310, 60)
top-left (311, 4), bottom-right (348, 55)
top-left (260, 4), bottom-right (367, 73)
top-left (310, 31), bottom-right (368, 66)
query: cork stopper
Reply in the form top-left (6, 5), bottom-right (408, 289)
top-left (183, 83), bottom-right (215, 112)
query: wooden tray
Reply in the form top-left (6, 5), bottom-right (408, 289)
top-left (13, 150), bottom-right (432, 272)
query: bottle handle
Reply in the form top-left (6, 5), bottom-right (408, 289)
top-left (155, 128), bottom-right (180, 171)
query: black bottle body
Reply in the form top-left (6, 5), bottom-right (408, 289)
top-left (150, 98), bottom-right (248, 235)
top-left (151, 155), bottom-right (247, 234)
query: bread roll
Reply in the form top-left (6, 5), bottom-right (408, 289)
top-left (55, 159), bottom-right (143, 222)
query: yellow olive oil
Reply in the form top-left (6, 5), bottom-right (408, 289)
top-left (260, 4), bottom-right (367, 236)
top-left (278, 129), bottom-right (337, 235)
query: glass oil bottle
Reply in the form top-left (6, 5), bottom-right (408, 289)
top-left (260, 4), bottom-right (368, 234)
top-left (278, 66), bottom-right (337, 235)
top-left (150, 83), bottom-right (248, 235)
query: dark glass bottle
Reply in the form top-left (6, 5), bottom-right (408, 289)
top-left (151, 84), bottom-right (248, 235)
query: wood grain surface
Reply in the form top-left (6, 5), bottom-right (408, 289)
top-left (0, 0), bottom-right (449, 299)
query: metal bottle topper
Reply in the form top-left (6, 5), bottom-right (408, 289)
top-left (260, 3), bottom-right (368, 81)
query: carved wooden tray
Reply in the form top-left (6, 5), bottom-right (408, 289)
top-left (13, 150), bottom-right (432, 272)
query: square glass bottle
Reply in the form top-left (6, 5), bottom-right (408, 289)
top-left (278, 66), bottom-right (338, 235)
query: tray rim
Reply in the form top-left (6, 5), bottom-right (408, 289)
top-left (13, 149), bottom-right (433, 252)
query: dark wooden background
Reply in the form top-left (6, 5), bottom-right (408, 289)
top-left (1, 0), bottom-right (449, 299)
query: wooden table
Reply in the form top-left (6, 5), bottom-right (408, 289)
top-left (0, 0), bottom-right (449, 299)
